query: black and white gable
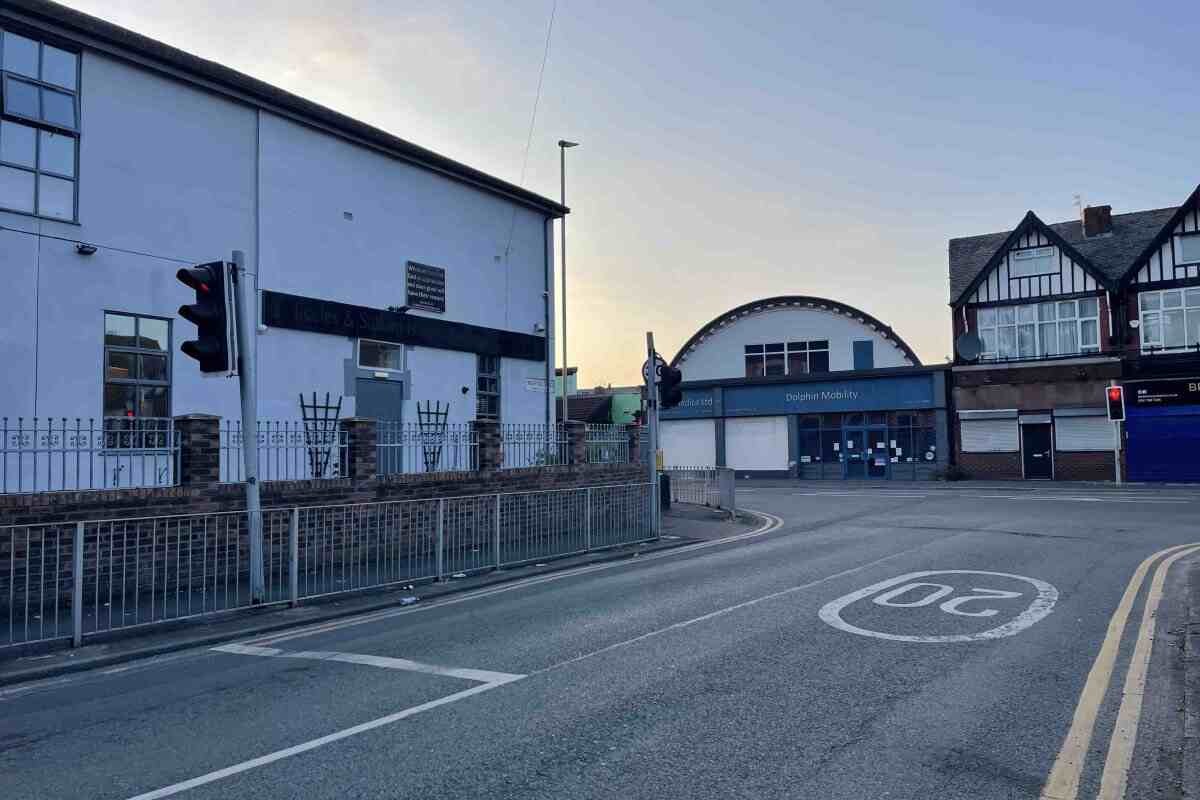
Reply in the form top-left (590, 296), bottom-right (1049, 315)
top-left (1127, 185), bottom-right (1200, 285)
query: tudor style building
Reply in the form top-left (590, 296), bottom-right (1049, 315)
top-left (949, 184), bottom-right (1200, 481)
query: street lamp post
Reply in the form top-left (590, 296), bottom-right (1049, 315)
top-left (558, 139), bottom-right (578, 425)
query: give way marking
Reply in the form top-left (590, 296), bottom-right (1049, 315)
top-left (121, 644), bottom-right (524, 800)
top-left (819, 570), bottom-right (1059, 643)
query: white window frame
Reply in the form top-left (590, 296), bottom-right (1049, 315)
top-left (1009, 246), bottom-right (1056, 278)
top-left (744, 340), bottom-right (830, 377)
top-left (357, 338), bottom-right (405, 372)
top-left (976, 298), bottom-right (1101, 361)
top-left (1138, 288), bottom-right (1200, 353)
top-left (1176, 234), bottom-right (1200, 266)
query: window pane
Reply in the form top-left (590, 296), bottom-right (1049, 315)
top-left (1180, 236), bottom-right (1200, 264)
top-left (1164, 309), bottom-right (1186, 348)
top-left (359, 339), bottom-right (402, 370)
top-left (1142, 312), bottom-right (1161, 345)
top-left (38, 130), bottom-right (74, 176)
top-left (1039, 323), bottom-right (1057, 356)
top-left (139, 387), bottom-right (169, 418)
top-left (1140, 293), bottom-right (1161, 311)
top-left (0, 165), bottom-right (34, 212)
top-left (136, 319), bottom-right (167, 352)
top-left (764, 342), bottom-right (784, 353)
top-left (1017, 304), bottom-right (1037, 324)
top-left (40, 88), bottom-right (75, 128)
top-left (1018, 324), bottom-right (1036, 357)
top-left (1078, 297), bottom-right (1099, 318)
top-left (1080, 319), bottom-right (1098, 348)
top-left (3, 32), bottom-right (38, 78)
top-left (764, 352), bottom-right (785, 376)
top-left (104, 313), bottom-right (137, 347)
top-left (1187, 309), bottom-right (1200, 349)
top-left (1058, 321), bottom-right (1078, 353)
top-left (998, 327), bottom-right (1017, 358)
top-left (3, 76), bottom-right (38, 118)
top-left (0, 120), bottom-right (36, 167)
top-left (787, 341), bottom-right (806, 351)
top-left (809, 350), bottom-right (830, 372)
top-left (1038, 302), bottom-right (1055, 322)
top-left (997, 307), bottom-right (1015, 325)
top-left (744, 344), bottom-right (764, 354)
top-left (37, 174), bottom-right (73, 220)
top-left (980, 328), bottom-right (997, 356)
top-left (1057, 301), bottom-right (1077, 319)
top-left (107, 352), bottom-right (137, 380)
top-left (1163, 290), bottom-right (1182, 309)
top-left (1186, 289), bottom-right (1200, 308)
top-left (41, 45), bottom-right (77, 90)
top-left (141, 354), bottom-right (169, 382)
top-left (744, 355), bottom-right (764, 378)
top-left (809, 340), bottom-right (829, 350)
top-left (787, 352), bottom-right (807, 375)
top-left (977, 307), bottom-right (996, 328)
top-left (104, 384), bottom-right (137, 417)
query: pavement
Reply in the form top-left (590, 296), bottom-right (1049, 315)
top-left (0, 482), bottom-right (1197, 800)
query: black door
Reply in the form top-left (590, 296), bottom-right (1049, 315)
top-left (1022, 424), bottom-right (1053, 479)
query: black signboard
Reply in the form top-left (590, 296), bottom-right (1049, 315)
top-left (406, 261), bottom-right (446, 313)
top-left (262, 290), bottom-right (545, 362)
top-left (1128, 378), bottom-right (1200, 408)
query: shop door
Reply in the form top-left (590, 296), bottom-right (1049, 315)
top-left (843, 429), bottom-right (866, 478)
top-left (1021, 424), bottom-right (1053, 479)
top-left (866, 428), bottom-right (889, 479)
top-left (356, 378), bottom-right (404, 474)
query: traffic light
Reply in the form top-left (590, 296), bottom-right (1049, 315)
top-left (1106, 385), bottom-right (1125, 422)
top-left (659, 365), bottom-right (683, 409)
top-left (177, 261), bottom-right (236, 374)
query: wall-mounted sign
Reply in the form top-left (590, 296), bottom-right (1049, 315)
top-left (1128, 378), bottom-right (1200, 408)
top-left (724, 374), bottom-right (936, 416)
top-left (406, 261), bottom-right (446, 313)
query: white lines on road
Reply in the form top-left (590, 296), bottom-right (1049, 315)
top-left (753, 489), bottom-right (1192, 504)
top-left (211, 643), bottom-right (524, 684)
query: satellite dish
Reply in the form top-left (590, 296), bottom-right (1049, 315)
top-left (955, 332), bottom-right (983, 362)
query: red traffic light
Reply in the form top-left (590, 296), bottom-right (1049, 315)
top-left (1107, 387), bottom-right (1122, 402)
top-left (175, 266), bottom-right (214, 294)
top-left (1106, 385), bottom-right (1125, 422)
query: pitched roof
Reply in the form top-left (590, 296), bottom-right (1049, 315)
top-left (2, 0), bottom-right (568, 217)
top-left (949, 206), bottom-right (1178, 304)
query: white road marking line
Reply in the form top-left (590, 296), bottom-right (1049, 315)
top-left (211, 643), bottom-right (524, 684)
top-left (817, 570), bottom-right (1059, 643)
top-left (1096, 545), bottom-right (1200, 800)
top-left (121, 678), bottom-right (518, 800)
top-left (1038, 542), bottom-right (1200, 800)
top-left (246, 509), bottom-right (784, 648)
top-left (532, 535), bottom-right (955, 676)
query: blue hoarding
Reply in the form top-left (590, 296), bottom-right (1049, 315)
top-left (659, 389), bottom-right (718, 419)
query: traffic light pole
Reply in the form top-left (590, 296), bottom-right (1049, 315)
top-left (645, 331), bottom-right (659, 535)
top-left (232, 250), bottom-right (264, 603)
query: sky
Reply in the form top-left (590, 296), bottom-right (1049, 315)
top-left (63, 0), bottom-right (1200, 387)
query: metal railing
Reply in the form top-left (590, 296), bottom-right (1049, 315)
top-left (666, 466), bottom-right (721, 506)
top-left (585, 424), bottom-right (629, 464)
top-left (220, 420), bottom-right (347, 482)
top-left (500, 423), bottom-right (570, 469)
top-left (376, 422), bottom-right (476, 476)
top-left (0, 482), bottom-right (655, 650)
top-left (1, 417), bottom-right (178, 494)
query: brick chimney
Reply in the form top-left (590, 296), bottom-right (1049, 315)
top-left (1082, 204), bottom-right (1112, 238)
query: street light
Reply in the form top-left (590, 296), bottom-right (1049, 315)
top-left (558, 139), bottom-right (579, 424)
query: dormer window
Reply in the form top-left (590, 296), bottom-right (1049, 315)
top-left (1009, 247), bottom-right (1055, 278)
top-left (1177, 233), bottom-right (1200, 266)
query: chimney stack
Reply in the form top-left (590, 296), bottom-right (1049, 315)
top-left (1082, 204), bottom-right (1112, 238)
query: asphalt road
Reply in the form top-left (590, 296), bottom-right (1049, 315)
top-left (2, 483), bottom-right (1198, 800)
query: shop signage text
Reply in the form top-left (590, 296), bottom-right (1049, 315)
top-left (1128, 378), bottom-right (1200, 408)
top-left (406, 261), bottom-right (446, 314)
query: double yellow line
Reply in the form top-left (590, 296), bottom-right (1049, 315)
top-left (1040, 542), bottom-right (1200, 800)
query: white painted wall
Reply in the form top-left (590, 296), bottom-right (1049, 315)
top-left (660, 419), bottom-right (716, 467)
top-left (0, 45), bottom-right (552, 427)
top-left (966, 228), bottom-right (1099, 304)
top-left (1131, 203), bottom-right (1200, 284)
top-left (725, 417), bottom-right (789, 471)
top-left (676, 306), bottom-right (913, 381)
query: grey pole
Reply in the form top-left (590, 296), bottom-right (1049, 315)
top-left (232, 250), bottom-right (264, 603)
top-left (558, 140), bottom-right (578, 424)
top-left (645, 331), bottom-right (659, 535)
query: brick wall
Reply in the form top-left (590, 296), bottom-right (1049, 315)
top-left (1053, 451), bottom-right (1116, 481)
top-left (958, 452), bottom-right (1023, 479)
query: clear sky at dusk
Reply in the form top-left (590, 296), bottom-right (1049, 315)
top-left (64, 0), bottom-right (1200, 386)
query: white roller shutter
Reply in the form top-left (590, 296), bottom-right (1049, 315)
top-left (1054, 415), bottom-right (1112, 452)
top-left (726, 416), bottom-right (789, 470)
top-left (961, 418), bottom-right (1018, 452)
top-left (659, 419), bottom-right (716, 467)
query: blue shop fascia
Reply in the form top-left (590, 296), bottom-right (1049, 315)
top-left (662, 366), bottom-right (954, 479)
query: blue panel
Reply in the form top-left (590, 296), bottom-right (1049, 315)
top-left (1126, 405), bottom-right (1200, 482)
top-left (659, 388), bottom-right (717, 419)
top-left (724, 374), bottom-right (935, 416)
top-left (853, 341), bottom-right (874, 370)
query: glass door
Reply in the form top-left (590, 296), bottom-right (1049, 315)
top-left (866, 428), bottom-right (889, 478)
top-left (843, 429), bottom-right (866, 478)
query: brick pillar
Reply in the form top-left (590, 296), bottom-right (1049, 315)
top-left (566, 420), bottom-right (587, 466)
top-left (339, 417), bottom-right (378, 481)
top-left (174, 414), bottom-right (220, 487)
top-left (626, 424), bottom-right (641, 465)
top-left (472, 420), bottom-right (501, 471)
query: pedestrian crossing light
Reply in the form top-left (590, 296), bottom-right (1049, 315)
top-left (177, 261), bottom-right (236, 374)
top-left (659, 365), bottom-right (684, 410)
top-left (1106, 385), bottom-right (1125, 422)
